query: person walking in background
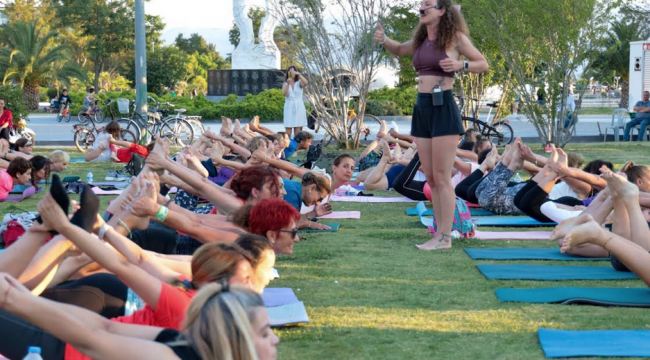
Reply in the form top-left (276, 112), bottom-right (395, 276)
top-left (282, 65), bottom-right (308, 138)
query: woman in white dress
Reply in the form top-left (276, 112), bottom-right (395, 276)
top-left (282, 66), bottom-right (308, 137)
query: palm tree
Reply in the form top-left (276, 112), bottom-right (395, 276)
top-left (591, 20), bottom-right (649, 109)
top-left (0, 21), bottom-right (86, 110)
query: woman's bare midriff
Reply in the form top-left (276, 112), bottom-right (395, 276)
top-left (418, 75), bottom-right (454, 93)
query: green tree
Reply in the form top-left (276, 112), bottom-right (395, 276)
top-left (0, 21), bottom-right (85, 109)
top-left (4, 0), bottom-right (56, 31)
top-left (378, 4), bottom-right (418, 88)
top-left (127, 45), bottom-right (189, 96)
top-left (590, 19), bottom-right (650, 109)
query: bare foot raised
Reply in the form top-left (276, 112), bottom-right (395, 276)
top-left (601, 171), bottom-right (638, 200)
top-left (561, 219), bottom-right (609, 253)
top-left (551, 213), bottom-right (596, 241)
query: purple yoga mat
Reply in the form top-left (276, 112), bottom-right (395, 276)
top-left (0, 186), bottom-right (37, 202)
top-left (261, 288), bottom-right (300, 308)
top-left (330, 195), bottom-right (418, 203)
top-left (318, 211), bottom-right (361, 219)
top-left (91, 186), bottom-right (178, 196)
top-left (473, 230), bottom-right (552, 240)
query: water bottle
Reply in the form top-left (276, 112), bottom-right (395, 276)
top-left (23, 346), bottom-right (43, 360)
top-left (86, 170), bottom-right (94, 184)
top-left (513, 173), bottom-right (523, 183)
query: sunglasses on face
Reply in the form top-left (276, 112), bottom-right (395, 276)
top-left (420, 4), bottom-right (442, 14)
top-left (278, 228), bottom-right (299, 238)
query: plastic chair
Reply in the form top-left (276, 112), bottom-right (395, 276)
top-left (603, 108), bottom-right (630, 142)
top-left (629, 123), bottom-right (650, 141)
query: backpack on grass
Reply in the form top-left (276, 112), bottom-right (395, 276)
top-left (427, 197), bottom-right (475, 238)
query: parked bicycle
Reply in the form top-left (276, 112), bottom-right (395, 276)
top-left (455, 95), bottom-right (514, 146)
top-left (115, 98), bottom-right (194, 146)
top-left (316, 108), bottom-right (382, 146)
top-left (73, 114), bottom-right (137, 153)
top-left (77, 99), bottom-right (105, 124)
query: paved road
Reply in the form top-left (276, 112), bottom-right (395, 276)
top-left (27, 113), bottom-right (614, 145)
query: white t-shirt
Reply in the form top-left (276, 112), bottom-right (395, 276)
top-left (300, 173), bottom-right (332, 215)
top-left (548, 181), bottom-right (579, 200)
top-left (452, 162), bottom-right (479, 187)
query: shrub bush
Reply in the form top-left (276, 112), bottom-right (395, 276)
top-left (365, 99), bottom-right (402, 116)
top-left (0, 85), bottom-right (28, 117)
top-left (367, 86), bottom-right (417, 115)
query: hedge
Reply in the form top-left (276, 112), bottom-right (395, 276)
top-left (367, 86), bottom-right (417, 115)
top-left (0, 85), bottom-right (28, 118)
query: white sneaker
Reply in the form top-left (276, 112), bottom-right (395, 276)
top-left (390, 121), bottom-right (399, 133)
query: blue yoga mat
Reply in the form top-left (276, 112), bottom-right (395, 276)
top-left (406, 207), bottom-right (495, 217)
top-left (70, 158), bottom-right (85, 163)
top-left (538, 328), bottom-right (650, 358)
top-left (496, 287), bottom-right (650, 307)
top-left (473, 217), bottom-right (556, 227)
top-left (465, 248), bottom-right (608, 261)
top-left (299, 222), bottom-right (340, 233)
top-left (261, 288), bottom-right (300, 308)
top-left (477, 264), bottom-right (638, 280)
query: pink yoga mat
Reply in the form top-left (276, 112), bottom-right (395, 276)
top-left (330, 195), bottom-right (418, 203)
top-left (318, 211), bottom-right (361, 219)
top-left (473, 230), bottom-right (552, 241)
top-left (91, 186), bottom-right (178, 196)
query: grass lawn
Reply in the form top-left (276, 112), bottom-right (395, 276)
top-left (3, 143), bottom-right (650, 360)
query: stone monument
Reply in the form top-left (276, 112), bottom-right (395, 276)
top-left (231, 0), bottom-right (281, 70)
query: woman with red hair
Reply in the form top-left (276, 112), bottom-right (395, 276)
top-left (232, 198), bottom-right (302, 254)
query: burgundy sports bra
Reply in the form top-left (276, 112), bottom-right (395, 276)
top-left (412, 39), bottom-right (455, 78)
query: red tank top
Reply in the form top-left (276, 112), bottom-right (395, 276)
top-left (412, 39), bottom-right (454, 78)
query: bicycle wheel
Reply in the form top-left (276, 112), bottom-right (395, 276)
top-left (484, 121), bottom-right (514, 146)
top-left (160, 118), bottom-right (194, 146)
top-left (119, 129), bottom-right (137, 145)
top-left (74, 129), bottom-right (95, 153)
top-left (56, 112), bottom-right (63, 122)
top-left (117, 118), bottom-right (141, 143)
top-left (65, 110), bottom-right (71, 122)
top-left (184, 118), bottom-right (205, 140)
top-left (77, 110), bottom-right (90, 124)
top-left (454, 94), bottom-right (465, 115)
top-left (94, 108), bottom-right (106, 123)
top-left (349, 113), bottom-right (382, 141)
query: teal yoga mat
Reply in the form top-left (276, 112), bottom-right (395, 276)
top-left (465, 248), bottom-right (608, 261)
top-left (299, 222), bottom-right (340, 233)
top-left (476, 264), bottom-right (638, 280)
top-left (538, 328), bottom-right (650, 358)
top-left (496, 287), bottom-right (650, 307)
top-left (405, 207), bottom-right (495, 217)
top-left (473, 217), bottom-right (555, 227)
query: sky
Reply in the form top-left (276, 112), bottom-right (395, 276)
top-left (147, 0), bottom-right (268, 56)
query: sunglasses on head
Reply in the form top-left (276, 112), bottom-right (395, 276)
top-left (278, 228), bottom-right (299, 238)
top-left (420, 4), bottom-right (443, 14)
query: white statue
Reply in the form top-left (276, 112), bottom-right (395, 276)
top-left (233, 0), bottom-right (254, 50)
top-left (231, 0), bottom-right (281, 70)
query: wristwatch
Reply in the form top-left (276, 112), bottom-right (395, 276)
top-left (463, 61), bottom-right (469, 71)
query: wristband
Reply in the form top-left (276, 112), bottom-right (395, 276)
top-left (117, 219), bottom-right (131, 235)
top-left (155, 205), bottom-right (169, 222)
top-left (380, 34), bottom-right (387, 44)
top-left (98, 224), bottom-right (112, 241)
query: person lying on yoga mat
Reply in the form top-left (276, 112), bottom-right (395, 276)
top-left (456, 137), bottom-right (491, 163)
top-left (0, 274), bottom-right (279, 360)
top-left (356, 120), bottom-right (413, 173)
top-left (0, 187), bottom-right (258, 359)
top-left (0, 157), bottom-right (31, 201)
top-left (513, 144), bottom-right (608, 224)
top-left (467, 139), bottom-right (529, 215)
top-left (454, 147), bottom-right (495, 204)
top-left (231, 198), bottom-right (302, 255)
top-left (356, 139), bottom-right (417, 191)
top-left (557, 171), bottom-right (650, 285)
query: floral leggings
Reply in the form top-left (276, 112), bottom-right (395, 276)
top-left (475, 163), bottom-right (526, 215)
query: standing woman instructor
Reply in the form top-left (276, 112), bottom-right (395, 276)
top-left (374, 0), bottom-right (488, 250)
top-left (282, 66), bottom-right (308, 138)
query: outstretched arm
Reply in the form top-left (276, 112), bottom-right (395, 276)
top-left (251, 150), bottom-right (308, 178)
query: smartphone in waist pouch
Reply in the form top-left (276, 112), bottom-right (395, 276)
top-left (432, 86), bottom-right (444, 106)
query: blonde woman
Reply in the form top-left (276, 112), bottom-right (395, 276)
top-left (0, 276), bottom-right (279, 360)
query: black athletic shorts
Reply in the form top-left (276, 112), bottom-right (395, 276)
top-left (411, 91), bottom-right (465, 138)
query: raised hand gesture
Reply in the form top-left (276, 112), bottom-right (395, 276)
top-left (373, 23), bottom-right (385, 43)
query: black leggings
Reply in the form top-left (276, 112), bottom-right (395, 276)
top-left (393, 153), bottom-right (428, 201)
top-left (130, 222), bottom-right (179, 254)
top-left (0, 309), bottom-right (66, 360)
top-left (40, 273), bottom-right (128, 319)
top-left (514, 181), bottom-right (584, 223)
top-left (455, 169), bottom-right (484, 204)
